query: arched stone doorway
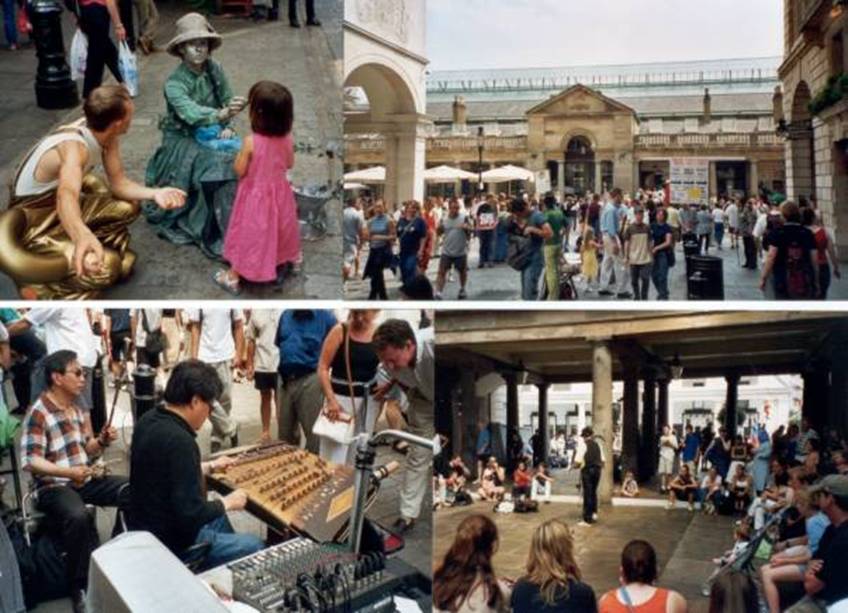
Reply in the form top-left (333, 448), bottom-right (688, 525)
top-left (788, 81), bottom-right (815, 200)
top-left (564, 135), bottom-right (596, 195)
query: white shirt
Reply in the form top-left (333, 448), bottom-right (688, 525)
top-left (726, 204), bottom-right (739, 228)
top-left (712, 208), bottom-right (725, 223)
top-left (246, 309), bottom-right (281, 373)
top-left (132, 308), bottom-right (162, 348)
top-left (25, 308), bottom-right (98, 368)
top-left (573, 436), bottom-right (607, 467)
top-left (701, 474), bottom-right (723, 489)
top-left (659, 433), bottom-right (679, 460)
top-left (753, 213), bottom-right (768, 239)
top-left (185, 308), bottom-right (244, 364)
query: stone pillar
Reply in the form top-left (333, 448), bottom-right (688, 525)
top-left (709, 161), bottom-right (718, 200)
top-left (828, 329), bottom-right (848, 436)
top-left (384, 123), bottom-right (427, 207)
top-left (802, 369), bottom-right (829, 437)
top-left (537, 382), bottom-right (550, 465)
top-left (505, 372), bottom-right (519, 467)
top-left (591, 341), bottom-right (614, 503)
top-left (459, 368), bottom-right (478, 473)
top-left (657, 378), bottom-right (670, 431)
top-left (622, 364), bottom-right (640, 475)
top-left (557, 161), bottom-right (565, 194)
top-left (640, 372), bottom-right (657, 483)
top-left (749, 159), bottom-right (759, 198)
top-left (595, 161), bottom-right (603, 194)
top-left (725, 372), bottom-right (741, 438)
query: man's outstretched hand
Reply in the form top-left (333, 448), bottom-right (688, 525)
top-left (153, 187), bottom-right (187, 210)
top-left (73, 229), bottom-right (105, 277)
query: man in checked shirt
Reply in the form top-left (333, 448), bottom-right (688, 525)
top-left (21, 349), bottom-right (127, 613)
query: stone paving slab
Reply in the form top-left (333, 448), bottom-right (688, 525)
top-left (345, 232), bottom-right (848, 301)
top-left (433, 501), bottom-right (734, 611)
top-left (0, 0), bottom-right (342, 300)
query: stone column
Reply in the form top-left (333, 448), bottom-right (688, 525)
top-left (459, 368), bottom-right (478, 474)
top-left (828, 328), bottom-right (848, 436)
top-left (622, 363), bottom-right (640, 475)
top-left (595, 161), bottom-right (603, 194)
top-left (591, 340), bottom-right (614, 503)
top-left (725, 372), bottom-right (741, 438)
top-left (640, 372), bottom-right (657, 483)
top-left (395, 130), bottom-right (427, 203)
top-left (557, 161), bottom-right (565, 194)
top-left (657, 378), bottom-right (670, 431)
top-left (709, 161), bottom-right (718, 200)
top-left (505, 372), bottom-right (519, 467)
top-left (748, 159), bottom-right (759, 198)
top-left (537, 382), bottom-right (550, 465)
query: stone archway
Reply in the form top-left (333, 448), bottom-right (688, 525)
top-left (564, 135), bottom-right (596, 195)
top-left (788, 81), bottom-right (816, 200)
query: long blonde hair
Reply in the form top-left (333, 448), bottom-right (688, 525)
top-left (523, 519), bottom-right (582, 604)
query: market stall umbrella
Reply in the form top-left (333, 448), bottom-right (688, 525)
top-left (343, 166), bottom-right (386, 184)
top-left (423, 165), bottom-right (478, 183)
top-left (481, 164), bottom-right (535, 183)
top-left (344, 182), bottom-right (368, 190)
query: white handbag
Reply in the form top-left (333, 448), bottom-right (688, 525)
top-left (312, 324), bottom-right (356, 445)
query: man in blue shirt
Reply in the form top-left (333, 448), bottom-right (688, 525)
top-left (598, 188), bottom-right (632, 299)
top-left (276, 310), bottom-right (336, 453)
top-left (681, 424), bottom-right (701, 472)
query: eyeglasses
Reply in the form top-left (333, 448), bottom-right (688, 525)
top-left (64, 368), bottom-right (85, 378)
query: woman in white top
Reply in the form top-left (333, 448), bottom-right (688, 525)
top-left (699, 467), bottom-right (723, 514)
top-left (712, 205), bottom-right (726, 250)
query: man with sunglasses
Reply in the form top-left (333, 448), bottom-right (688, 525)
top-left (20, 350), bottom-right (125, 613)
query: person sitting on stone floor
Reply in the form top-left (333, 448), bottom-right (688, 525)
top-left (479, 456), bottom-right (506, 502)
top-left (667, 463), bottom-right (699, 511)
top-left (0, 85), bottom-right (185, 299)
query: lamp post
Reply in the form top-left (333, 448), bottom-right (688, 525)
top-left (477, 126), bottom-right (484, 194)
top-left (31, 0), bottom-right (78, 109)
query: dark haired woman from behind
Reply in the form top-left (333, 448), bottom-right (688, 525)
top-left (215, 80), bottom-right (301, 294)
top-left (708, 570), bottom-right (758, 613)
top-left (510, 519), bottom-right (597, 613)
top-left (433, 514), bottom-right (511, 613)
top-left (801, 206), bottom-right (840, 299)
top-left (599, 540), bottom-right (687, 612)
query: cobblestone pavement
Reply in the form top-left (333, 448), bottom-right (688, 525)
top-left (0, 0), bottom-right (342, 299)
top-left (345, 230), bottom-right (848, 302)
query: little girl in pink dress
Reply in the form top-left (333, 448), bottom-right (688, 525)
top-left (216, 80), bottom-right (300, 294)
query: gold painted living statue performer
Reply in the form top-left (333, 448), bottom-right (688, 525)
top-left (0, 85), bottom-right (186, 299)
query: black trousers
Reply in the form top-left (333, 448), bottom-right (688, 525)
top-left (37, 476), bottom-right (129, 590)
top-left (79, 3), bottom-right (123, 99)
top-left (580, 465), bottom-right (601, 522)
top-left (289, 0), bottom-right (315, 22)
top-left (743, 235), bottom-right (757, 269)
top-left (117, 0), bottom-right (134, 51)
top-left (8, 327), bottom-right (46, 410)
top-left (369, 270), bottom-right (387, 300)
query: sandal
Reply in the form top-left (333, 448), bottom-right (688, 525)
top-left (212, 269), bottom-right (241, 296)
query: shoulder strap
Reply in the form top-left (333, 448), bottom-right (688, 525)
top-left (9, 124), bottom-right (87, 200)
top-left (141, 310), bottom-right (150, 333)
top-left (343, 323), bottom-right (356, 415)
top-left (618, 587), bottom-right (636, 613)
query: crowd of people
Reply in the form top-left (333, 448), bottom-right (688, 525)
top-left (343, 186), bottom-right (840, 301)
top-left (0, 307), bottom-right (432, 612)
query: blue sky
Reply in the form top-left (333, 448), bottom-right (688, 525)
top-left (426, 0), bottom-right (784, 71)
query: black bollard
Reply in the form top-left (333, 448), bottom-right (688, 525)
top-left (132, 364), bottom-right (156, 422)
top-left (31, 0), bottom-right (79, 109)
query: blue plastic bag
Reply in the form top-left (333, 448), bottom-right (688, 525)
top-left (194, 124), bottom-right (242, 153)
top-left (118, 41), bottom-right (138, 97)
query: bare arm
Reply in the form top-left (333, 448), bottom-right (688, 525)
top-left (104, 0), bottom-right (125, 40)
top-left (317, 324), bottom-right (344, 416)
top-left (759, 246), bottom-right (778, 290)
top-left (232, 319), bottom-right (245, 369)
top-left (234, 134), bottom-right (253, 178)
top-left (103, 139), bottom-right (186, 209)
top-left (190, 322), bottom-right (200, 359)
top-left (0, 342), bottom-right (10, 370)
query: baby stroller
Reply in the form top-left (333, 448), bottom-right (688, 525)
top-left (539, 253), bottom-right (581, 301)
top-left (701, 507), bottom-right (789, 603)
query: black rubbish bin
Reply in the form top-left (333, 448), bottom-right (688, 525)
top-left (687, 255), bottom-right (724, 300)
top-left (132, 364), bottom-right (157, 422)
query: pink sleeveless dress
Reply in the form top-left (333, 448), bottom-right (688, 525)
top-left (223, 133), bottom-right (300, 282)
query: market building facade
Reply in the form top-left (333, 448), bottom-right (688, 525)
top-left (346, 57), bottom-right (786, 202)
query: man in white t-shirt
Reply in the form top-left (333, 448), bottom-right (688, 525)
top-left (726, 199), bottom-right (740, 250)
top-left (658, 425), bottom-right (679, 493)
top-left (186, 308), bottom-right (245, 453)
top-left (246, 309), bottom-right (281, 443)
top-left (8, 308), bottom-right (100, 410)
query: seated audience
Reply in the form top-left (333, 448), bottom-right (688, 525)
top-left (667, 463), bottom-right (698, 511)
top-left (599, 539), bottom-right (687, 613)
top-left (479, 456), bottom-right (506, 502)
top-left (433, 514), bottom-right (511, 613)
top-left (713, 522), bottom-right (751, 566)
top-left (620, 470), bottom-right (640, 498)
top-left (531, 461), bottom-right (554, 503)
top-left (730, 464), bottom-right (753, 514)
top-left (699, 467), bottom-right (723, 514)
top-left (510, 519), bottom-right (597, 613)
top-left (513, 460), bottom-right (533, 500)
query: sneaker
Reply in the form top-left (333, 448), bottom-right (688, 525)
top-left (458, 289), bottom-right (467, 300)
top-left (392, 517), bottom-right (415, 533)
top-left (616, 292), bottom-right (633, 299)
top-left (577, 520), bottom-right (592, 527)
top-left (598, 289), bottom-right (613, 296)
top-left (306, 18), bottom-right (322, 26)
top-left (434, 292), bottom-right (443, 300)
top-left (688, 502), bottom-right (695, 512)
top-left (592, 513), bottom-right (598, 521)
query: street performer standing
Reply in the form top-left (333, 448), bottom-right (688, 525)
top-left (0, 85), bottom-right (185, 299)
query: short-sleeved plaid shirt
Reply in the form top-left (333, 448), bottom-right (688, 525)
top-left (21, 393), bottom-right (89, 487)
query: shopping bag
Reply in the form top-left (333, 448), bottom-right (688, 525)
top-left (69, 29), bottom-right (87, 82)
top-left (118, 41), bottom-right (138, 97)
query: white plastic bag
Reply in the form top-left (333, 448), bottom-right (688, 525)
top-left (118, 41), bottom-right (138, 97)
top-left (69, 29), bottom-right (87, 81)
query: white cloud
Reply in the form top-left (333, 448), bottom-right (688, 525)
top-left (426, 0), bottom-right (784, 70)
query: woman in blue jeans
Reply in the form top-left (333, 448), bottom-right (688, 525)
top-left (507, 198), bottom-right (552, 301)
top-left (650, 208), bottom-right (674, 300)
top-left (396, 200), bottom-right (427, 288)
top-left (2, 0), bottom-right (17, 50)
